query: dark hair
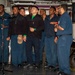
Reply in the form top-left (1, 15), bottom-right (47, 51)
top-left (12, 5), bottom-right (19, 10)
top-left (0, 4), bottom-right (4, 8)
top-left (28, 6), bottom-right (32, 8)
top-left (40, 9), bottom-right (46, 13)
top-left (19, 7), bottom-right (25, 11)
top-left (61, 4), bottom-right (67, 11)
top-left (50, 6), bottom-right (56, 11)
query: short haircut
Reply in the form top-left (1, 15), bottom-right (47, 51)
top-left (12, 5), bottom-right (19, 10)
top-left (0, 4), bottom-right (4, 8)
top-left (19, 7), bottom-right (25, 11)
top-left (28, 6), bottom-right (32, 8)
top-left (40, 9), bottom-right (46, 13)
top-left (60, 4), bottom-right (67, 11)
top-left (50, 6), bottom-right (56, 11)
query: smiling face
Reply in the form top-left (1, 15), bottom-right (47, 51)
top-left (19, 9), bottom-right (25, 16)
top-left (49, 7), bottom-right (55, 16)
top-left (0, 5), bottom-right (4, 14)
top-left (40, 9), bottom-right (46, 16)
top-left (12, 7), bottom-right (19, 15)
top-left (31, 7), bottom-right (38, 15)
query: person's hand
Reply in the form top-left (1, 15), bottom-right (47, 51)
top-left (54, 27), bottom-right (57, 32)
top-left (23, 36), bottom-right (26, 42)
top-left (50, 22), bottom-right (58, 25)
top-left (55, 25), bottom-right (64, 31)
top-left (50, 22), bottom-right (55, 25)
top-left (43, 15), bottom-right (46, 20)
top-left (1, 24), bottom-right (8, 28)
top-left (54, 22), bottom-right (59, 27)
top-left (54, 37), bottom-right (58, 43)
top-left (6, 37), bottom-right (10, 41)
top-left (30, 27), bottom-right (35, 32)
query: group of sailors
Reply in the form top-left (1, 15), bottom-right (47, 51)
top-left (0, 4), bottom-right (73, 75)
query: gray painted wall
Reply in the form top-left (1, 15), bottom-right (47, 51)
top-left (0, 0), bottom-right (8, 6)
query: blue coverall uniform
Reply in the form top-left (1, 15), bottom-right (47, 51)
top-left (57, 12), bottom-right (73, 75)
top-left (44, 15), bottom-right (59, 67)
top-left (0, 12), bottom-right (10, 63)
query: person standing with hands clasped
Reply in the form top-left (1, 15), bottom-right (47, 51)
top-left (54, 5), bottom-right (73, 75)
top-left (25, 6), bottom-right (44, 69)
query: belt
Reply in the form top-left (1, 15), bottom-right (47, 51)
top-left (58, 34), bottom-right (72, 37)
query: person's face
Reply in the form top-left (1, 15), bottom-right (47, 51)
top-left (49, 8), bottom-right (55, 15)
top-left (40, 10), bottom-right (45, 16)
top-left (19, 9), bottom-right (25, 16)
top-left (0, 6), bottom-right (4, 13)
top-left (28, 7), bottom-right (32, 14)
top-left (12, 7), bottom-right (19, 15)
top-left (58, 6), bottom-right (63, 15)
top-left (31, 7), bottom-right (38, 15)
top-left (55, 7), bottom-right (59, 15)
top-left (69, 12), bottom-right (72, 17)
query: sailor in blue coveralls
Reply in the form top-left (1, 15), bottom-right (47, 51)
top-left (44, 6), bottom-right (59, 69)
top-left (39, 9), bottom-right (46, 62)
top-left (0, 4), bottom-right (10, 64)
top-left (55, 5), bottom-right (73, 75)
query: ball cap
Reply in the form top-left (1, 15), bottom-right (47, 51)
top-left (32, 5), bottom-right (39, 10)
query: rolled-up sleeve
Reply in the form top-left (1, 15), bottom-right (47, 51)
top-left (59, 17), bottom-right (66, 29)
